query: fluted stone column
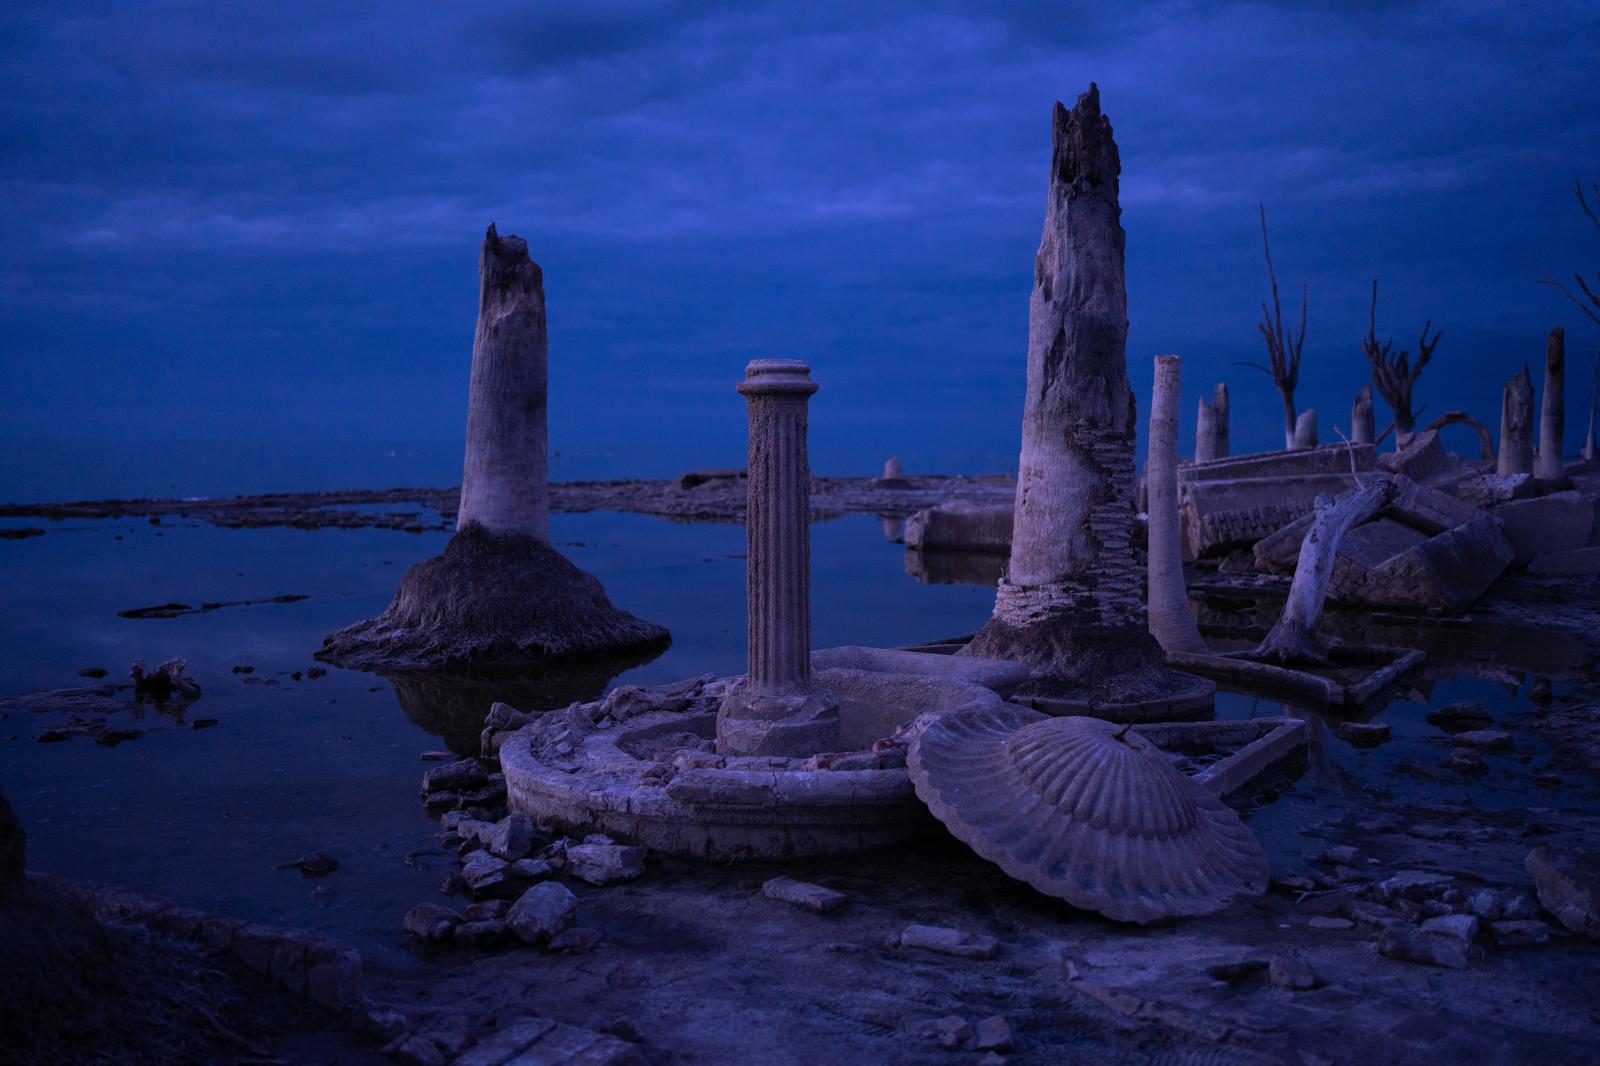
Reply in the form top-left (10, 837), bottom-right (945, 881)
top-left (1536, 328), bottom-right (1566, 481)
top-left (1352, 385), bottom-right (1375, 445)
top-left (457, 223), bottom-right (550, 541)
top-left (1499, 364), bottom-right (1535, 477)
top-left (717, 359), bottom-right (840, 757)
top-left (1195, 384), bottom-right (1229, 462)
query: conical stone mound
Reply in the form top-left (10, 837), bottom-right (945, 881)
top-left (908, 705), bottom-right (1267, 923)
top-left (317, 524), bottom-right (669, 673)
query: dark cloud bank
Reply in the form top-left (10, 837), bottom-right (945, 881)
top-left (2, 0), bottom-right (1597, 494)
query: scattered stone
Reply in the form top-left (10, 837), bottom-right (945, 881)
top-left (1467, 889), bottom-right (1505, 921)
top-left (1321, 845), bottom-right (1363, 866)
top-left (547, 926), bottom-right (604, 953)
top-left (1420, 913), bottom-right (1480, 942)
top-left (1445, 748), bottom-right (1487, 775)
top-left (489, 813), bottom-right (535, 861)
top-left (403, 903), bottom-right (461, 941)
top-left (933, 1016), bottom-right (972, 1050)
top-left (1525, 846), bottom-right (1600, 939)
top-left (1452, 729), bottom-right (1513, 752)
top-left (420, 751), bottom-right (453, 761)
top-left (1268, 954), bottom-right (1323, 991)
top-left (1427, 701), bottom-right (1492, 732)
top-left (899, 924), bottom-right (998, 960)
top-left (509, 858), bottom-right (554, 882)
top-left (1332, 721), bottom-right (1391, 747)
top-left (1377, 928), bottom-right (1482, 969)
top-left (305, 666), bottom-right (326, 679)
top-left (762, 876), bottom-right (848, 914)
top-left (1529, 677), bottom-right (1553, 703)
top-left (1374, 870), bottom-right (1453, 902)
top-left (277, 850), bottom-right (338, 876)
top-left (1490, 919), bottom-right (1551, 947)
top-left (388, 1033), bottom-right (446, 1066)
top-left (464, 899), bottom-right (511, 922)
top-left (566, 843), bottom-right (645, 885)
top-left (422, 759), bottom-right (486, 796)
top-left (452, 919), bottom-right (510, 948)
top-left (77, 667), bottom-right (107, 678)
top-left (1503, 893), bottom-right (1540, 920)
top-left (423, 791), bottom-right (461, 812)
top-left (507, 882), bottom-right (578, 946)
top-left (460, 852), bottom-right (508, 893)
top-left (1308, 916), bottom-right (1354, 931)
top-left (1270, 873), bottom-right (1317, 894)
top-left (973, 1015), bottom-right (1012, 1052)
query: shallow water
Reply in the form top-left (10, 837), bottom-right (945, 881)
top-left (0, 507), bottom-right (1580, 972)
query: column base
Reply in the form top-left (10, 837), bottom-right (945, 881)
top-left (716, 682), bottom-right (840, 757)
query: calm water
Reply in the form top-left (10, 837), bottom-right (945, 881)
top-left (0, 505), bottom-right (1576, 971)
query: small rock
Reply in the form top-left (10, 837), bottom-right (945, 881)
top-left (507, 882), bottom-right (578, 946)
top-left (1444, 748), bottom-right (1487, 775)
top-left (1427, 701), bottom-right (1492, 732)
top-left (489, 813), bottom-right (535, 861)
top-left (464, 899), bottom-right (511, 922)
top-left (452, 919), bottom-right (509, 947)
top-left (423, 791), bottom-right (461, 812)
top-left (1490, 919), bottom-right (1550, 947)
top-left (420, 751), bottom-right (454, 762)
top-left (1333, 721), bottom-right (1391, 747)
top-left (1268, 954), bottom-right (1323, 991)
top-left (421, 759), bottom-right (486, 796)
top-left (1529, 678), bottom-right (1553, 703)
top-left (973, 1015), bottom-right (1012, 1052)
top-left (1270, 873), bottom-right (1317, 894)
top-left (1321, 845), bottom-right (1363, 866)
top-left (1420, 913), bottom-right (1479, 942)
top-left (1377, 928), bottom-right (1482, 969)
top-left (388, 1033), bottom-right (446, 1066)
top-left (1467, 890), bottom-right (1505, 921)
top-left (1503, 893), bottom-right (1540, 921)
top-left (460, 852), bottom-right (508, 891)
top-left (899, 924), bottom-right (998, 960)
top-left (509, 858), bottom-right (554, 882)
top-left (547, 926), bottom-right (604, 954)
top-left (976, 1055), bottom-right (1006, 1066)
top-left (762, 876), bottom-right (848, 914)
top-left (403, 903), bottom-right (461, 941)
top-left (306, 666), bottom-right (326, 679)
top-left (566, 843), bottom-right (645, 885)
top-left (1374, 870), bottom-right (1454, 902)
top-left (1525, 846), bottom-right (1600, 939)
top-left (1452, 730), bottom-right (1513, 752)
top-left (78, 667), bottom-right (108, 679)
top-left (933, 1016), bottom-right (972, 1050)
top-left (277, 851), bottom-right (338, 876)
top-left (1308, 916), bottom-right (1354, 931)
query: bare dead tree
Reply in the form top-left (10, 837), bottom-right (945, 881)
top-left (1361, 279), bottom-right (1440, 448)
top-left (1539, 179), bottom-right (1600, 327)
top-left (1237, 205), bottom-right (1306, 449)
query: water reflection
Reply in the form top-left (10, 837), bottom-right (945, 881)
top-left (904, 549), bottom-right (1005, 587)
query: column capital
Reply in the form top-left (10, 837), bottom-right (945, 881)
top-left (738, 359), bottom-right (818, 399)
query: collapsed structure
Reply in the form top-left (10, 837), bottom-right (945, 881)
top-left (318, 225), bottom-right (669, 673)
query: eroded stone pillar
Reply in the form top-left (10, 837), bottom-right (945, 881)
top-left (1147, 356), bottom-right (1205, 655)
top-left (1352, 385), bottom-right (1375, 445)
top-left (1195, 383), bottom-right (1229, 462)
top-left (1499, 364), bottom-right (1535, 477)
top-left (457, 223), bottom-right (550, 541)
top-left (717, 359), bottom-right (839, 757)
top-left (1536, 328), bottom-right (1565, 481)
top-left (1292, 409), bottom-right (1318, 449)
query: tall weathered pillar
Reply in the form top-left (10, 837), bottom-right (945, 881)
top-left (1147, 356), bottom-right (1205, 655)
top-left (1195, 384), bottom-right (1229, 462)
top-left (964, 86), bottom-right (1211, 713)
top-left (1292, 409), bottom-right (1318, 449)
top-left (1352, 385), bottom-right (1375, 445)
top-left (717, 359), bottom-right (840, 757)
top-left (1536, 328), bottom-right (1566, 481)
top-left (457, 223), bottom-right (550, 541)
top-left (1499, 364), bottom-right (1535, 477)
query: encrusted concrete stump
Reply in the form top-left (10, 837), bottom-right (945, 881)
top-left (717, 360), bottom-right (841, 757)
top-left (317, 225), bottom-right (669, 672)
top-left (1195, 383), bottom-right (1229, 462)
top-left (1499, 364), bottom-right (1535, 477)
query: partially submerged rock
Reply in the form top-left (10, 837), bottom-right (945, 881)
top-left (908, 705), bottom-right (1268, 923)
top-left (1526, 846), bottom-right (1600, 939)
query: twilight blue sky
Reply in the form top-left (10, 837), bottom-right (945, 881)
top-left (2, 1), bottom-right (1598, 496)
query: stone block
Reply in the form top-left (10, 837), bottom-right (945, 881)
top-left (899, 923), bottom-right (998, 959)
top-left (762, 876), bottom-right (848, 914)
top-left (1528, 546), bottom-right (1600, 576)
top-left (566, 843), bottom-right (645, 886)
top-left (507, 882), bottom-right (578, 946)
top-left (1493, 491), bottom-right (1600, 565)
top-left (903, 504), bottom-right (1013, 554)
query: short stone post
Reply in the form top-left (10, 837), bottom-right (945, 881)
top-left (1195, 384), bottom-right (1229, 462)
top-left (1352, 385), bottom-right (1375, 445)
top-left (1292, 409), bottom-right (1318, 449)
top-left (717, 360), bottom-right (840, 757)
top-left (1499, 364), bottom-right (1535, 477)
top-left (1535, 328), bottom-right (1565, 481)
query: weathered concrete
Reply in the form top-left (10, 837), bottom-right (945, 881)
top-left (1196, 383), bottom-right (1229, 462)
top-left (902, 504), bottom-right (1012, 554)
top-left (1179, 446), bottom-right (1377, 558)
top-left (1499, 364), bottom-right (1535, 477)
top-left (1147, 356), bottom-right (1206, 654)
top-left (1536, 328), bottom-right (1566, 482)
top-left (458, 224), bottom-right (551, 540)
top-left (717, 360), bottom-right (840, 758)
top-left (1493, 491), bottom-right (1600, 566)
top-left (1352, 385), bottom-right (1375, 445)
top-left (1292, 409), bottom-right (1318, 449)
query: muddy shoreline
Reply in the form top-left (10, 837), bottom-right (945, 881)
top-left (0, 474), bottom-right (1017, 533)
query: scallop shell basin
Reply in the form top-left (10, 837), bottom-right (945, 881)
top-left (908, 704), bottom-right (1269, 923)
